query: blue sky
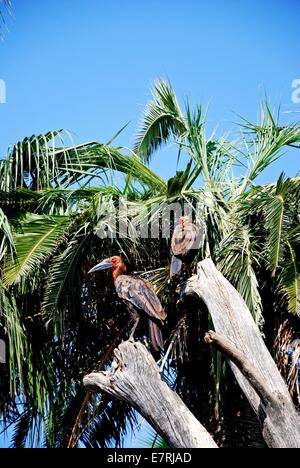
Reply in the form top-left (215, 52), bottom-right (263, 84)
top-left (0, 0), bottom-right (299, 183)
top-left (0, 0), bottom-right (299, 448)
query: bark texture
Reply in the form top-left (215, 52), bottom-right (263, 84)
top-left (83, 340), bottom-right (218, 448)
top-left (185, 259), bottom-right (300, 448)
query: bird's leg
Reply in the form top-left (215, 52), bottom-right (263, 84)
top-left (179, 271), bottom-right (187, 298)
top-left (142, 336), bottom-right (149, 348)
top-left (129, 316), bottom-right (140, 342)
top-left (158, 332), bottom-right (177, 372)
top-left (158, 320), bottom-right (184, 372)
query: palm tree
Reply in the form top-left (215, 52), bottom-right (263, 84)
top-left (0, 81), bottom-right (299, 447)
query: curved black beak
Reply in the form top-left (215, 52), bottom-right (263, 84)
top-left (88, 259), bottom-right (114, 274)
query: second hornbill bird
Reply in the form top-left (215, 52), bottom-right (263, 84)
top-left (170, 216), bottom-right (199, 278)
top-left (88, 256), bottom-right (166, 351)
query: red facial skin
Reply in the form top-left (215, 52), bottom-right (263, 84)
top-left (179, 216), bottom-right (192, 227)
top-left (108, 256), bottom-right (127, 281)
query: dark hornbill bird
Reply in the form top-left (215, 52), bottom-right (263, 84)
top-left (88, 256), bottom-right (166, 351)
top-left (170, 216), bottom-right (199, 278)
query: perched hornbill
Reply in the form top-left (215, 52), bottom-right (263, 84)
top-left (170, 216), bottom-right (199, 278)
top-left (88, 256), bottom-right (166, 351)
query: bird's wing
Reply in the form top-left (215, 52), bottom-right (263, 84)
top-left (170, 255), bottom-right (182, 278)
top-left (115, 275), bottom-right (166, 322)
top-left (148, 319), bottom-right (164, 351)
top-left (171, 222), bottom-right (199, 256)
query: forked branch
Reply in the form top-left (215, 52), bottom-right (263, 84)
top-left (83, 340), bottom-right (218, 448)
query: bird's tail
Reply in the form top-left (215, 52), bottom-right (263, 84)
top-left (170, 255), bottom-right (182, 278)
top-left (148, 319), bottom-right (164, 352)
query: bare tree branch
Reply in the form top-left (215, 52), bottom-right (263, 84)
top-left (204, 330), bottom-right (276, 406)
top-left (185, 259), bottom-right (300, 448)
top-left (83, 340), bottom-right (218, 448)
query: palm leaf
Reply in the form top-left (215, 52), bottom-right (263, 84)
top-left (9, 411), bottom-right (32, 449)
top-left (260, 175), bottom-right (295, 274)
top-left (60, 142), bottom-right (167, 192)
top-left (42, 228), bottom-right (91, 325)
top-left (139, 424), bottom-right (169, 448)
top-left (0, 130), bottom-right (167, 193)
top-left (0, 130), bottom-right (84, 191)
top-left (218, 225), bottom-right (263, 326)
top-left (264, 177), bottom-right (286, 274)
top-left (79, 398), bottom-right (137, 448)
top-left (281, 228), bottom-right (300, 316)
top-left (133, 80), bottom-right (186, 162)
top-left (240, 103), bottom-right (300, 190)
top-left (0, 206), bottom-right (14, 259)
top-left (0, 287), bottom-right (25, 394)
top-left (3, 214), bottom-right (70, 286)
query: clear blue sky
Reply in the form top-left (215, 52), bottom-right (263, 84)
top-left (0, 0), bottom-right (299, 183)
top-left (0, 0), bottom-right (299, 448)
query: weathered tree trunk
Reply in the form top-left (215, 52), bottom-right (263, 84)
top-left (185, 259), bottom-right (300, 448)
top-left (83, 340), bottom-right (218, 448)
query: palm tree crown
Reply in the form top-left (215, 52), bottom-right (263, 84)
top-left (0, 80), bottom-right (299, 447)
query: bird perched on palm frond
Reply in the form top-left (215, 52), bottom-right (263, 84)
top-left (88, 256), bottom-right (166, 351)
top-left (170, 216), bottom-right (199, 278)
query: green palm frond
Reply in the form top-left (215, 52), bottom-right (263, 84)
top-left (264, 175), bottom-right (287, 274)
top-left (62, 142), bottom-right (167, 192)
top-left (0, 206), bottom-right (14, 259)
top-left (281, 228), bottom-right (300, 316)
top-left (166, 160), bottom-right (199, 196)
top-left (42, 228), bottom-right (91, 328)
top-left (36, 187), bottom-right (118, 216)
top-left (218, 225), bottom-right (263, 326)
top-left (0, 130), bottom-right (79, 191)
top-left (260, 175), bottom-right (297, 274)
top-left (79, 398), bottom-right (137, 448)
top-left (242, 101), bottom-right (300, 148)
top-left (240, 103), bottom-right (300, 190)
top-left (9, 411), bottom-right (33, 449)
top-left (0, 84), bottom-right (300, 448)
top-left (3, 214), bottom-right (70, 286)
top-left (240, 176), bottom-right (299, 276)
top-left (133, 80), bottom-right (186, 162)
top-left (0, 287), bottom-right (25, 394)
top-left (140, 267), bottom-right (169, 298)
top-left (139, 424), bottom-right (169, 448)
top-left (185, 103), bottom-right (208, 170)
top-left (0, 131), bottom-right (159, 192)
top-left (36, 190), bottom-right (71, 215)
top-left (185, 108), bottom-right (237, 193)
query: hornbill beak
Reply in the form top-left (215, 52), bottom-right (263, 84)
top-left (88, 259), bottom-right (113, 274)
